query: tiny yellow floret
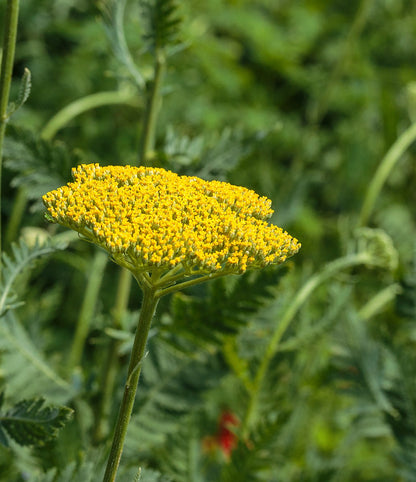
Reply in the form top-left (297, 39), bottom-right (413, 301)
top-left (42, 164), bottom-right (300, 276)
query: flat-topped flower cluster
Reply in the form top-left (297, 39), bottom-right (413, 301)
top-left (43, 164), bottom-right (300, 275)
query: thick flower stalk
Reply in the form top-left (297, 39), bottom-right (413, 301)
top-left (42, 163), bottom-right (300, 481)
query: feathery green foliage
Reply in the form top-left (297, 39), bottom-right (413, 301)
top-left (163, 127), bottom-right (251, 179)
top-left (0, 237), bottom-right (67, 317)
top-left (99, 0), bottom-right (145, 90)
top-left (125, 337), bottom-right (224, 454)
top-left (140, 0), bottom-right (182, 53)
top-left (0, 393), bottom-right (73, 447)
top-left (3, 125), bottom-right (82, 212)
top-left (0, 310), bottom-right (72, 402)
top-left (163, 266), bottom-right (289, 353)
top-left (6, 68), bottom-right (31, 120)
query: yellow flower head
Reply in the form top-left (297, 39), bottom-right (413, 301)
top-left (43, 164), bottom-right (300, 276)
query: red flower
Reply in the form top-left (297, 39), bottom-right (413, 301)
top-left (217, 411), bottom-right (239, 457)
top-left (202, 410), bottom-right (239, 460)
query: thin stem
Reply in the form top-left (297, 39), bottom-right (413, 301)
top-left (358, 283), bottom-right (402, 320)
top-left (138, 51), bottom-right (166, 164)
top-left (99, 14), bottom-right (166, 467)
top-left (155, 269), bottom-right (231, 299)
top-left (4, 186), bottom-right (26, 248)
top-left (0, 0), bottom-right (20, 272)
top-left (41, 90), bottom-right (139, 141)
top-left (241, 252), bottom-right (370, 437)
top-left (67, 249), bottom-right (108, 373)
top-left (358, 121), bottom-right (416, 227)
top-left (93, 268), bottom-right (132, 444)
top-left (103, 286), bottom-right (159, 482)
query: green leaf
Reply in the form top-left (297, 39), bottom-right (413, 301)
top-left (137, 467), bottom-right (173, 482)
top-left (140, 0), bottom-right (182, 53)
top-left (163, 127), bottom-right (251, 180)
top-left (0, 238), bottom-right (67, 318)
top-left (126, 338), bottom-right (223, 452)
top-left (3, 124), bottom-right (82, 212)
top-left (0, 311), bottom-right (71, 401)
top-left (6, 68), bottom-right (31, 118)
top-left (0, 397), bottom-right (73, 447)
top-left (0, 425), bottom-right (9, 448)
top-left (157, 414), bottom-right (205, 482)
top-left (99, 0), bottom-right (145, 89)
top-left (163, 266), bottom-right (289, 352)
top-left (16, 68), bottom-right (32, 110)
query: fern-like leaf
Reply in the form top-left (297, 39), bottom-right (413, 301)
top-left (16, 68), bottom-right (32, 109)
top-left (3, 125), bottom-right (82, 212)
top-left (29, 450), bottom-right (171, 482)
top-left (6, 68), bottom-right (32, 119)
top-left (99, 0), bottom-right (145, 89)
top-left (333, 311), bottom-right (397, 417)
top-left (0, 310), bottom-right (72, 403)
top-left (0, 396), bottom-right (73, 447)
top-left (140, 0), bottom-right (182, 52)
top-left (162, 266), bottom-right (289, 353)
top-left (126, 338), bottom-right (224, 454)
top-left (163, 127), bottom-right (250, 180)
top-left (137, 467), bottom-right (173, 482)
top-left (0, 237), bottom-right (67, 318)
top-left (156, 414), bottom-right (205, 482)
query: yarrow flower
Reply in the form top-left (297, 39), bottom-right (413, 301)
top-left (43, 163), bottom-right (300, 282)
top-left (42, 163), bottom-right (300, 480)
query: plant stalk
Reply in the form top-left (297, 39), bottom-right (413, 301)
top-left (102, 285), bottom-right (159, 482)
top-left (41, 90), bottom-right (139, 141)
top-left (358, 121), bottom-right (416, 227)
top-left (103, 32), bottom-right (167, 481)
top-left (0, 0), bottom-right (20, 272)
top-left (4, 186), bottom-right (26, 248)
top-left (67, 249), bottom-right (108, 373)
top-left (241, 252), bottom-right (370, 437)
top-left (138, 51), bottom-right (165, 165)
top-left (93, 268), bottom-right (132, 444)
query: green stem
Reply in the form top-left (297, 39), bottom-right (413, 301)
top-left (241, 252), bottom-right (370, 437)
top-left (358, 121), bottom-right (416, 227)
top-left (102, 285), bottom-right (159, 482)
top-left (138, 51), bottom-right (166, 165)
top-left (4, 186), bottom-right (26, 248)
top-left (0, 0), bottom-right (20, 272)
top-left (98, 20), bottom-right (166, 466)
top-left (358, 283), bottom-right (402, 320)
top-left (156, 269), bottom-right (230, 298)
top-left (67, 250), bottom-right (108, 373)
top-left (93, 268), bottom-right (132, 444)
top-left (41, 90), bottom-right (139, 141)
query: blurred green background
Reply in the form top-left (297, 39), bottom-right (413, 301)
top-left (1, 0), bottom-right (416, 481)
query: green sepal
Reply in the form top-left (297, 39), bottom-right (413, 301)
top-left (44, 211), bottom-right (56, 223)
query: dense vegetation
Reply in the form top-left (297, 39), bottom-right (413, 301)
top-left (0, 0), bottom-right (415, 480)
